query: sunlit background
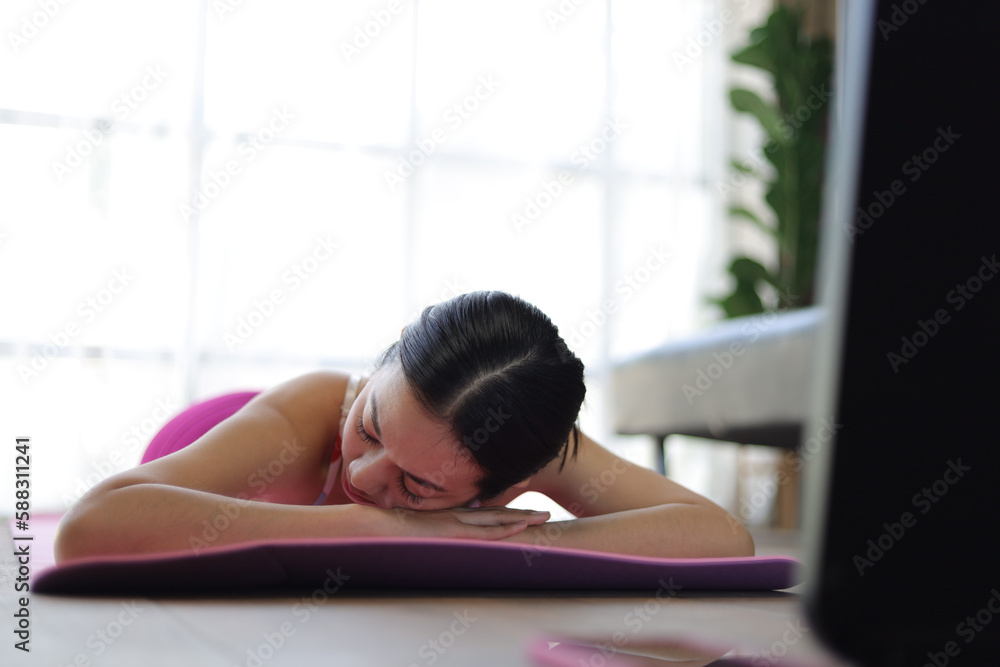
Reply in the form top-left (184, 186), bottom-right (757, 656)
top-left (0, 0), bottom-right (779, 518)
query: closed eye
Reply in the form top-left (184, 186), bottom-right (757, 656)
top-left (397, 474), bottom-right (424, 505)
top-left (356, 412), bottom-right (425, 505)
top-left (356, 414), bottom-right (378, 445)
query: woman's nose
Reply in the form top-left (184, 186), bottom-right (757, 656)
top-left (349, 452), bottom-right (392, 506)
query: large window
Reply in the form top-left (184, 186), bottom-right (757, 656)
top-left (0, 0), bottom-right (768, 514)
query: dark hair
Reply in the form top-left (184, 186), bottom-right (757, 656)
top-left (374, 291), bottom-right (587, 501)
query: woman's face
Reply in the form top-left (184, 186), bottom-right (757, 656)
top-left (339, 361), bottom-right (483, 510)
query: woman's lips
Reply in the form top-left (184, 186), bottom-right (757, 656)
top-left (342, 470), bottom-right (377, 507)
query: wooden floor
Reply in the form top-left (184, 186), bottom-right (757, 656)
top-left (2, 522), bottom-right (851, 667)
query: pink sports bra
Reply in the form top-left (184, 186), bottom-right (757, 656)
top-left (312, 373), bottom-right (362, 505)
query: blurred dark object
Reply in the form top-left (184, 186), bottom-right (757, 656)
top-left (801, 0), bottom-right (1000, 665)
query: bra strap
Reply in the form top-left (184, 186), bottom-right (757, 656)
top-left (313, 373), bottom-right (362, 505)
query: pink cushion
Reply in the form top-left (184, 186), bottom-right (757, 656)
top-left (140, 391), bottom-right (260, 464)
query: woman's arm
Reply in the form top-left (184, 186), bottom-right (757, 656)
top-left (498, 431), bottom-right (755, 558)
top-left (54, 371), bottom-right (546, 563)
top-left (55, 481), bottom-right (547, 562)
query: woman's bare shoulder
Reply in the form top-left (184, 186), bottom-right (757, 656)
top-left (80, 369), bottom-right (356, 505)
top-left (252, 370), bottom-right (355, 433)
top-left (258, 369), bottom-right (352, 402)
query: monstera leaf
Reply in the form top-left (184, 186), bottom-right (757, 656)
top-left (712, 5), bottom-right (832, 316)
top-left (709, 257), bottom-right (780, 319)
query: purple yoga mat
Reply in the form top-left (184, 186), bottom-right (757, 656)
top-left (26, 513), bottom-right (801, 595)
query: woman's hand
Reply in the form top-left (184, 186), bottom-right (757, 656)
top-left (352, 504), bottom-right (551, 540)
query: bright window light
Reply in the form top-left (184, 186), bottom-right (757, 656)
top-left (0, 0), bottom-right (747, 513)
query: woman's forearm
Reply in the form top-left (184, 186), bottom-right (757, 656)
top-left (54, 483), bottom-right (551, 563)
top-left (502, 503), bottom-right (755, 559)
top-left (54, 483), bottom-right (383, 563)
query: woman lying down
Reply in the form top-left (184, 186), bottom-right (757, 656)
top-left (55, 291), bottom-right (754, 563)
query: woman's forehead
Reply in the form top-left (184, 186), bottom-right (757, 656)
top-left (367, 366), bottom-right (481, 488)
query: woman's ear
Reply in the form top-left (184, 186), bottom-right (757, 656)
top-left (510, 478), bottom-right (532, 490)
top-left (471, 477), bottom-right (532, 508)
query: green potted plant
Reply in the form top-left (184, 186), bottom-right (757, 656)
top-left (712, 5), bottom-right (833, 317)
